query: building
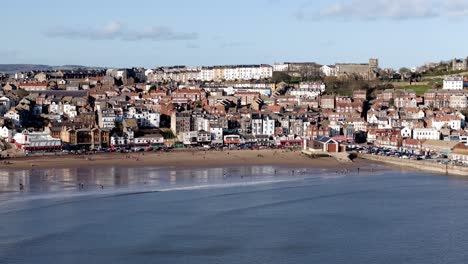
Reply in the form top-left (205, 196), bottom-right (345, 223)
top-left (289, 82), bottom-right (326, 98)
top-left (0, 96), bottom-right (11, 115)
top-left (98, 109), bottom-right (116, 129)
top-left (310, 136), bottom-right (339, 152)
top-left (443, 76), bottom-right (464, 90)
top-left (452, 57), bottom-right (468, 71)
top-left (272, 63), bottom-right (289, 72)
top-left (133, 134), bottom-right (164, 146)
top-left (413, 128), bottom-right (440, 140)
top-left (335, 58), bottom-right (378, 80)
top-left (451, 144), bottom-right (468, 164)
top-left (320, 65), bottom-right (337, 77)
top-left (320, 95), bottom-right (335, 109)
top-left (61, 128), bottom-right (110, 149)
top-left (449, 94), bottom-right (468, 109)
top-left (0, 126), bottom-right (14, 141)
top-left (401, 127), bottom-right (412, 138)
top-left (19, 82), bottom-right (48, 91)
top-left (13, 130), bottom-right (62, 152)
top-left (171, 112), bottom-right (192, 135)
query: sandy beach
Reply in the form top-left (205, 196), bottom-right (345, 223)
top-left (0, 149), bottom-right (365, 170)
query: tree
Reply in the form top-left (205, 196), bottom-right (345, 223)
top-left (16, 89), bottom-right (29, 100)
top-left (399, 67), bottom-right (411, 74)
top-left (148, 85), bottom-right (157, 92)
top-left (272, 72), bottom-right (291, 83)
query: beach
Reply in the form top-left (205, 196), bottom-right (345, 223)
top-left (0, 149), bottom-right (364, 170)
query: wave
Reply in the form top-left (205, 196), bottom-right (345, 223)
top-left (0, 177), bottom-right (302, 215)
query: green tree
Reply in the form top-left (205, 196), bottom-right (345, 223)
top-left (272, 72), bottom-right (291, 83)
top-left (148, 85), bottom-right (157, 92)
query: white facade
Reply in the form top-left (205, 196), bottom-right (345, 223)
top-left (127, 108), bottom-right (161, 128)
top-left (4, 109), bottom-right (20, 127)
top-left (98, 109), bottom-right (116, 129)
top-left (262, 117), bottom-right (275, 136)
top-left (180, 131), bottom-right (198, 145)
top-left (401, 127), bottom-right (412, 138)
top-left (0, 126), bottom-right (14, 141)
top-left (223, 65), bottom-right (273, 81)
top-left (432, 117), bottom-right (462, 130)
top-left (0, 96), bottom-right (11, 115)
top-left (210, 127), bottom-right (223, 143)
top-left (289, 82), bottom-right (326, 98)
top-left (134, 135), bottom-right (164, 145)
top-left (13, 131), bottom-right (62, 151)
top-left (200, 67), bottom-right (215, 81)
top-left (413, 128), bottom-right (440, 140)
top-left (443, 76), bottom-right (464, 90)
top-left (449, 94), bottom-right (468, 109)
top-left (320, 65), bottom-right (337, 77)
top-left (251, 119), bottom-right (263, 135)
top-left (349, 120), bottom-right (367, 132)
top-left (63, 103), bottom-right (77, 119)
top-left (273, 63), bottom-right (288, 72)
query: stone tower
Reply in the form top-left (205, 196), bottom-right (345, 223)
top-left (368, 58), bottom-right (379, 80)
top-left (463, 57), bottom-right (468, 70)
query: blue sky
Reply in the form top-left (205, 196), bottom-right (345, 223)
top-left (1, 0), bottom-right (468, 69)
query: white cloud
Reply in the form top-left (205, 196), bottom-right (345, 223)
top-left (45, 21), bottom-right (198, 41)
top-left (296, 0), bottom-right (468, 21)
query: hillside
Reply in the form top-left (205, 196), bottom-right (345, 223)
top-left (0, 64), bottom-right (106, 74)
top-left (0, 64), bottom-right (53, 73)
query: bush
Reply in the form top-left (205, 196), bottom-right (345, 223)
top-left (348, 152), bottom-right (358, 160)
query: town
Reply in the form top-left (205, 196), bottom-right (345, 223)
top-left (0, 58), bottom-right (467, 166)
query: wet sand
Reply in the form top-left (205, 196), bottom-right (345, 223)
top-left (0, 149), bottom-right (365, 170)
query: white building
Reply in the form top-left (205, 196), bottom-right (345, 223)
top-left (223, 65), bottom-right (273, 81)
top-left (200, 67), bottom-right (215, 81)
top-left (127, 108), bottom-right (161, 128)
top-left (449, 94), bottom-right (468, 109)
top-left (320, 65), bottom-right (337, 77)
top-left (210, 126), bottom-right (224, 144)
top-left (134, 134), bottom-right (164, 145)
top-left (273, 63), bottom-right (288, 72)
top-left (289, 82), bottom-right (326, 98)
top-left (4, 108), bottom-right (21, 127)
top-left (98, 109), bottom-right (116, 129)
top-left (180, 131), bottom-right (198, 145)
top-left (432, 115), bottom-right (463, 130)
top-left (13, 130), bottom-right (62, 152)
top-left (251, 119), bottom-right (263, 135)
top-left (262, 117), bottom-right (275, 136)
top-left (0, 126), bottom-right (14, 141)
top-left (63, 103), bottom-right (78, 119)
top-left (413, 128), bottom-right (440, 140)
top-left (401, 127), bottom-right (412, 138)
top-left (443, 76), bottom-right (464, 90)
top-left (0, 96), bottom-right (11, 115)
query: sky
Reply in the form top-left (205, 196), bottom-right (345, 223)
top-left (1, 0), bottom-right (468, 69)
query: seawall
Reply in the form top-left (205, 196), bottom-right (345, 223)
top-left (360, 154), bottom-right (468, 176)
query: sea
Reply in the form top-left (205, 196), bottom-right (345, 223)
top-left (1, 164), bottom-right (468, 264)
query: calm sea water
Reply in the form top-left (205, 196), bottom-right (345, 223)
top-left (1, 165), bottom-right (468, 264)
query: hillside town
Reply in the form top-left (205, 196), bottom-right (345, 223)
top-left (0, 58), bottom-right (468, 166)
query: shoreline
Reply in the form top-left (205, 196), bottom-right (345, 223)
top-left (0, 149), bottom-right (366, 171)
top-left (360, 154), bottom-right (468, 176)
